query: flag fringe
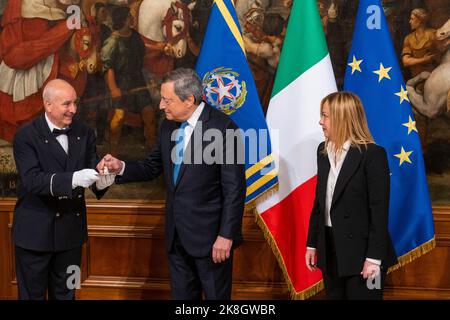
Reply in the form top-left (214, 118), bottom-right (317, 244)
top-left (244, 182), bottom-right (279, 211)
top-left (252, 207), bottom-right (324, 300)
top-left (248, 186), bottom-right (434, 298)
top-left (251, 207), bottom-right (435, 298)
top-left (387, 237), bottom-right (436, 274)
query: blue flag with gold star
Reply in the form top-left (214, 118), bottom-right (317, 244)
top-left (344, 0), bottom-right (435, 268)
top-left (195, 0), bottom-right (278, 205)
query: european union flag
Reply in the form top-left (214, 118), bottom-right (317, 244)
top-left (344, 0), bottom-right (435, 268)
top-left (195, 0), bottom-right (278, 205)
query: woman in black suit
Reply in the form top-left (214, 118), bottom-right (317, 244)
top-left (305, 92), bottom-right (397, 300)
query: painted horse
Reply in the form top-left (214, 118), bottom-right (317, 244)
top-left (406, 18), bottom-right (450, 119)
top-left (135, 0), bottom-right (196, 77)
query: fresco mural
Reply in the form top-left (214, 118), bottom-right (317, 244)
top-left (0, 0), bottom-right (448, 203)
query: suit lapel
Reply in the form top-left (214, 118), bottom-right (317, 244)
top-left (66, 123), bottom-right (82, 172)
top-left (317, 150), bottom-right (330, 211)
top-left (331, 146), bottom-right (362, 209)
top-left (167, 121), bottom-right (178, 188)
top-left (35, 115), bottom-right (68, 170)
top-left (174, 104), bottom-right (211, 188)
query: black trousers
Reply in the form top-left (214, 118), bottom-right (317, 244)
top-left (168, 232), bottom-right (233, 300)
top-left (15, 245), bottom-right (82, 300)
top-left (323, 227), bottom-right (385, 300)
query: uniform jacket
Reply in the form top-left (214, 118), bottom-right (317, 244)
top-left (12, 114), bottom-right (107, 252)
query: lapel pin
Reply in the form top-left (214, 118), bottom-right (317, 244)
top-left (77, 137), bottom-right (80, 140)
top-left (45, 140), bottom-right (48, 143)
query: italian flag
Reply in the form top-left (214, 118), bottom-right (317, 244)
top-left (256, 0), bottom-right (337, 299)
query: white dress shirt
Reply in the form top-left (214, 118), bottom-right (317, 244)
top-left (308, 140), bottom-right (380, 266)
top-left (45, 113), bottom-right (69, 154)
top-left (183, 101), bottom-right (205, 151)
top-left (325, 140), bottom-right (351, 227)
top-left (118, 102), bottom-right (205, 175)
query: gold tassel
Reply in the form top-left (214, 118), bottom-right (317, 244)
top-left (252, 202), bottom-right (436, 298)
top-left (244, 182), bottom-right (279, 212)
top-left (247, 179), bottom-right (436, 298)
top-left (292, 280), bottom-right (324, 300)
top-left (387, 237), bottom-right (436, 273)
top-left (252, 208), bottom-right (324, 300)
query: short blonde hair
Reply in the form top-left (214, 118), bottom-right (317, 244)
top-left (321, 91), bottom-right (374, 156)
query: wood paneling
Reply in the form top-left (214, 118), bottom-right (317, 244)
top-left (0, 210), bottom-right (10, 300)
top-left (1, 199), bottom-right (449, 300)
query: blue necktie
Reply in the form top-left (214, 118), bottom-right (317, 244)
top-left (173, 122), bottom-right (188, 185)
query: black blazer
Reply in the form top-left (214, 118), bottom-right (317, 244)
top-left (116, 103), bottom-right (246, 258)
top-left (307, 142), bottom-right (398, 277)
top-left (12, 114), bottom-right (107, 252)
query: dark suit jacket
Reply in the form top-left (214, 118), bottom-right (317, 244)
top-left (116, 103), bottom-right (246, 258)
top-left (307, 142), bottom-right (398, 277)
top-left (12, 114), bottom-right (107, 252)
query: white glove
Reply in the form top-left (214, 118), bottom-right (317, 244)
top-left (96, 174), bottom-right (116, 190)
top-left (72, 169), bottom-right (99, 188)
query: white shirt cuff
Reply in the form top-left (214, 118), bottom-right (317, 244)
top-left (307, 247), bottom-right (316, 251)
top-left (119, 161), bottom-right (125, 176)
top-left (366, 258), bottom-right (381, 265)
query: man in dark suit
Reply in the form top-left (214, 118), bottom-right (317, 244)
top-left (12, 79), bottom-right (115, 300)
top-left (98, 68), bottom-right (246, 300)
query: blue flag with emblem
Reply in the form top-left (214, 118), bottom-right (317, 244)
top-left (344, 0), bottom-right (435, 269)
top-left (195, 0), bottom-right (278, 205)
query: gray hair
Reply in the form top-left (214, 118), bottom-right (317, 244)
top-left (162, 68), bottom-right (204, 104)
